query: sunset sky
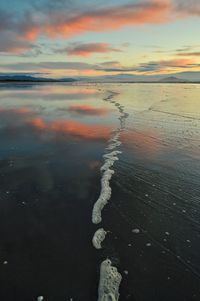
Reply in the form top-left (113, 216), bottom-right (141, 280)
top-left (0, 0), bottom-right (200, 78)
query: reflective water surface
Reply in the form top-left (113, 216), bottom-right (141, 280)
top-left (0, 83), bottom-right (200, 301)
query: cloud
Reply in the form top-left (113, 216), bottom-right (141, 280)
top-left (0, 32), bottom-right (32, 54)
top-left (32, 0), bottom-right (75, 11)
top-left (28, 118), bottom-right (112, 141)
top-left (0, 1), bottom-right (173, 53)
top-left (1, 57), bottom-right (199, 75)
top-left (98, 58), bottom-right (199, 73)
top-left (136, 58), bottom-right (198, 72)
top-left (177, 52), bottom-right (200, 57)
top-left (0, 107), bottom-right (31, 114)
top-left (0, 107), bottom-right (36, 128)
top-left (25, 1), bottom-right (173, 39)
top-left (0, 9), bottom-right (12, 31)
top-left (0, 61), bottom-right (99, 71)
top-left (61, 42), bottom-right (121, 57)
top-left (1, 0), bottom-right (200, 55)
top-left (68, 104), bottom-right (111, 116)
top-left (174, 0), bottom-right (200, 16)
top-left (100, 61), bottom-right (122, 67)
top-left (0, 106), bottom-right (112, 141)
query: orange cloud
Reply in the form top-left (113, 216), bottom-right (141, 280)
top-left (66, 43), bottom-right (121, 57)
top-left (2, 0), bottom-right (200, 56)
top-left (177, 52), bottom-right (200, 57)
top-left (28, 118), bottom-right (112, 141)
top-left (19, 1), bottom-right (173, 41)
top-left (131, 57), bottom-right (198, 73)
top-left (23, 27), bottom-right (40, 41)
top-left (68, 104), bottom-right (111, 116)
top-left (29, 117), bottom-right (46, 130)
top-left (158, 58), bottom-right (196, 67)
top-left (0, 107), bottom-right (112, 141)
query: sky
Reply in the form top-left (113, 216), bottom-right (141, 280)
top-left (0, 0), bottom-right (200, 78)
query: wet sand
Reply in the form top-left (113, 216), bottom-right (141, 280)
top-left (0, 83), bottom-right (200, 300)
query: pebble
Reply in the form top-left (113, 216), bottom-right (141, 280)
top-left (124, 270), bottom-right (129, 275)
top-left (3, 261), bottom-right (8, 265)
top-left (132, 228), bottom-right (140, 234)
top-left (146, 243), bottom-right (152, 247)
top-left (37, 296), bottom-right (44, 301)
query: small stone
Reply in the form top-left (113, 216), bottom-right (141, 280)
top-left (132, 228), bottom-right (140, 234)
top-left (124, 270), bottom-right (129, 275)
top-left (128, 244), bottom-right (132, 247)
top-left (3, 261), bottom-right (8, 265)
top-left (165, 232), bottom-right (170, 236)
top-left (146, 243), bottom-right (151, 247)
top-left (37, 296), bottom-right (44, 301)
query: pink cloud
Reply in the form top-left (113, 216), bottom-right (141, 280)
top-left (18, 1), bottom-right (173, 41)
top-left (2, 0), bottom-right (200, 54)
top-left (177, 52), bottom-right (200, 57)
top-left (65, 43), bottom-right (121, 57)
top-left (68, 104), bottom-right (111, 116)
top-left (29, 118), bottom-right (112, 141)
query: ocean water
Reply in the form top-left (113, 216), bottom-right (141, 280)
top-left (0, 83), bottom-right (200, 301)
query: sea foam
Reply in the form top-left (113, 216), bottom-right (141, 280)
top-left (97, 259), bottom-right (122, 301)
top-left (91, 91), bottom-right (128, 301)
top-left (92, 228), bottom-right (107, 249)
top-left (92, 92), bottom-right (128, 225)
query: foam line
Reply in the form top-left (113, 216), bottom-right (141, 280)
top-left (91, 90), bottom-right (128, 301)
top-left (92, 92), bottom-right (128, 225)
top-left (92, 228), bottom-right (107, 249)
top-left (92, 168), bottom-right (113, 224)
top-left (97, 259), bottom-right (122, 301)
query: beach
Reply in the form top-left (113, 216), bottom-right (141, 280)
top-left (0, 83), bottom-right (200, 300)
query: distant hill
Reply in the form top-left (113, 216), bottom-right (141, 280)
top-left (159, 76), bottom-right (188, 83)
top-left (0, 75), bottom-right (77, 82)
top-left (1, 72), bottom-right (200, 83)
top-left (87, 72), bottom-right (200, 83)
